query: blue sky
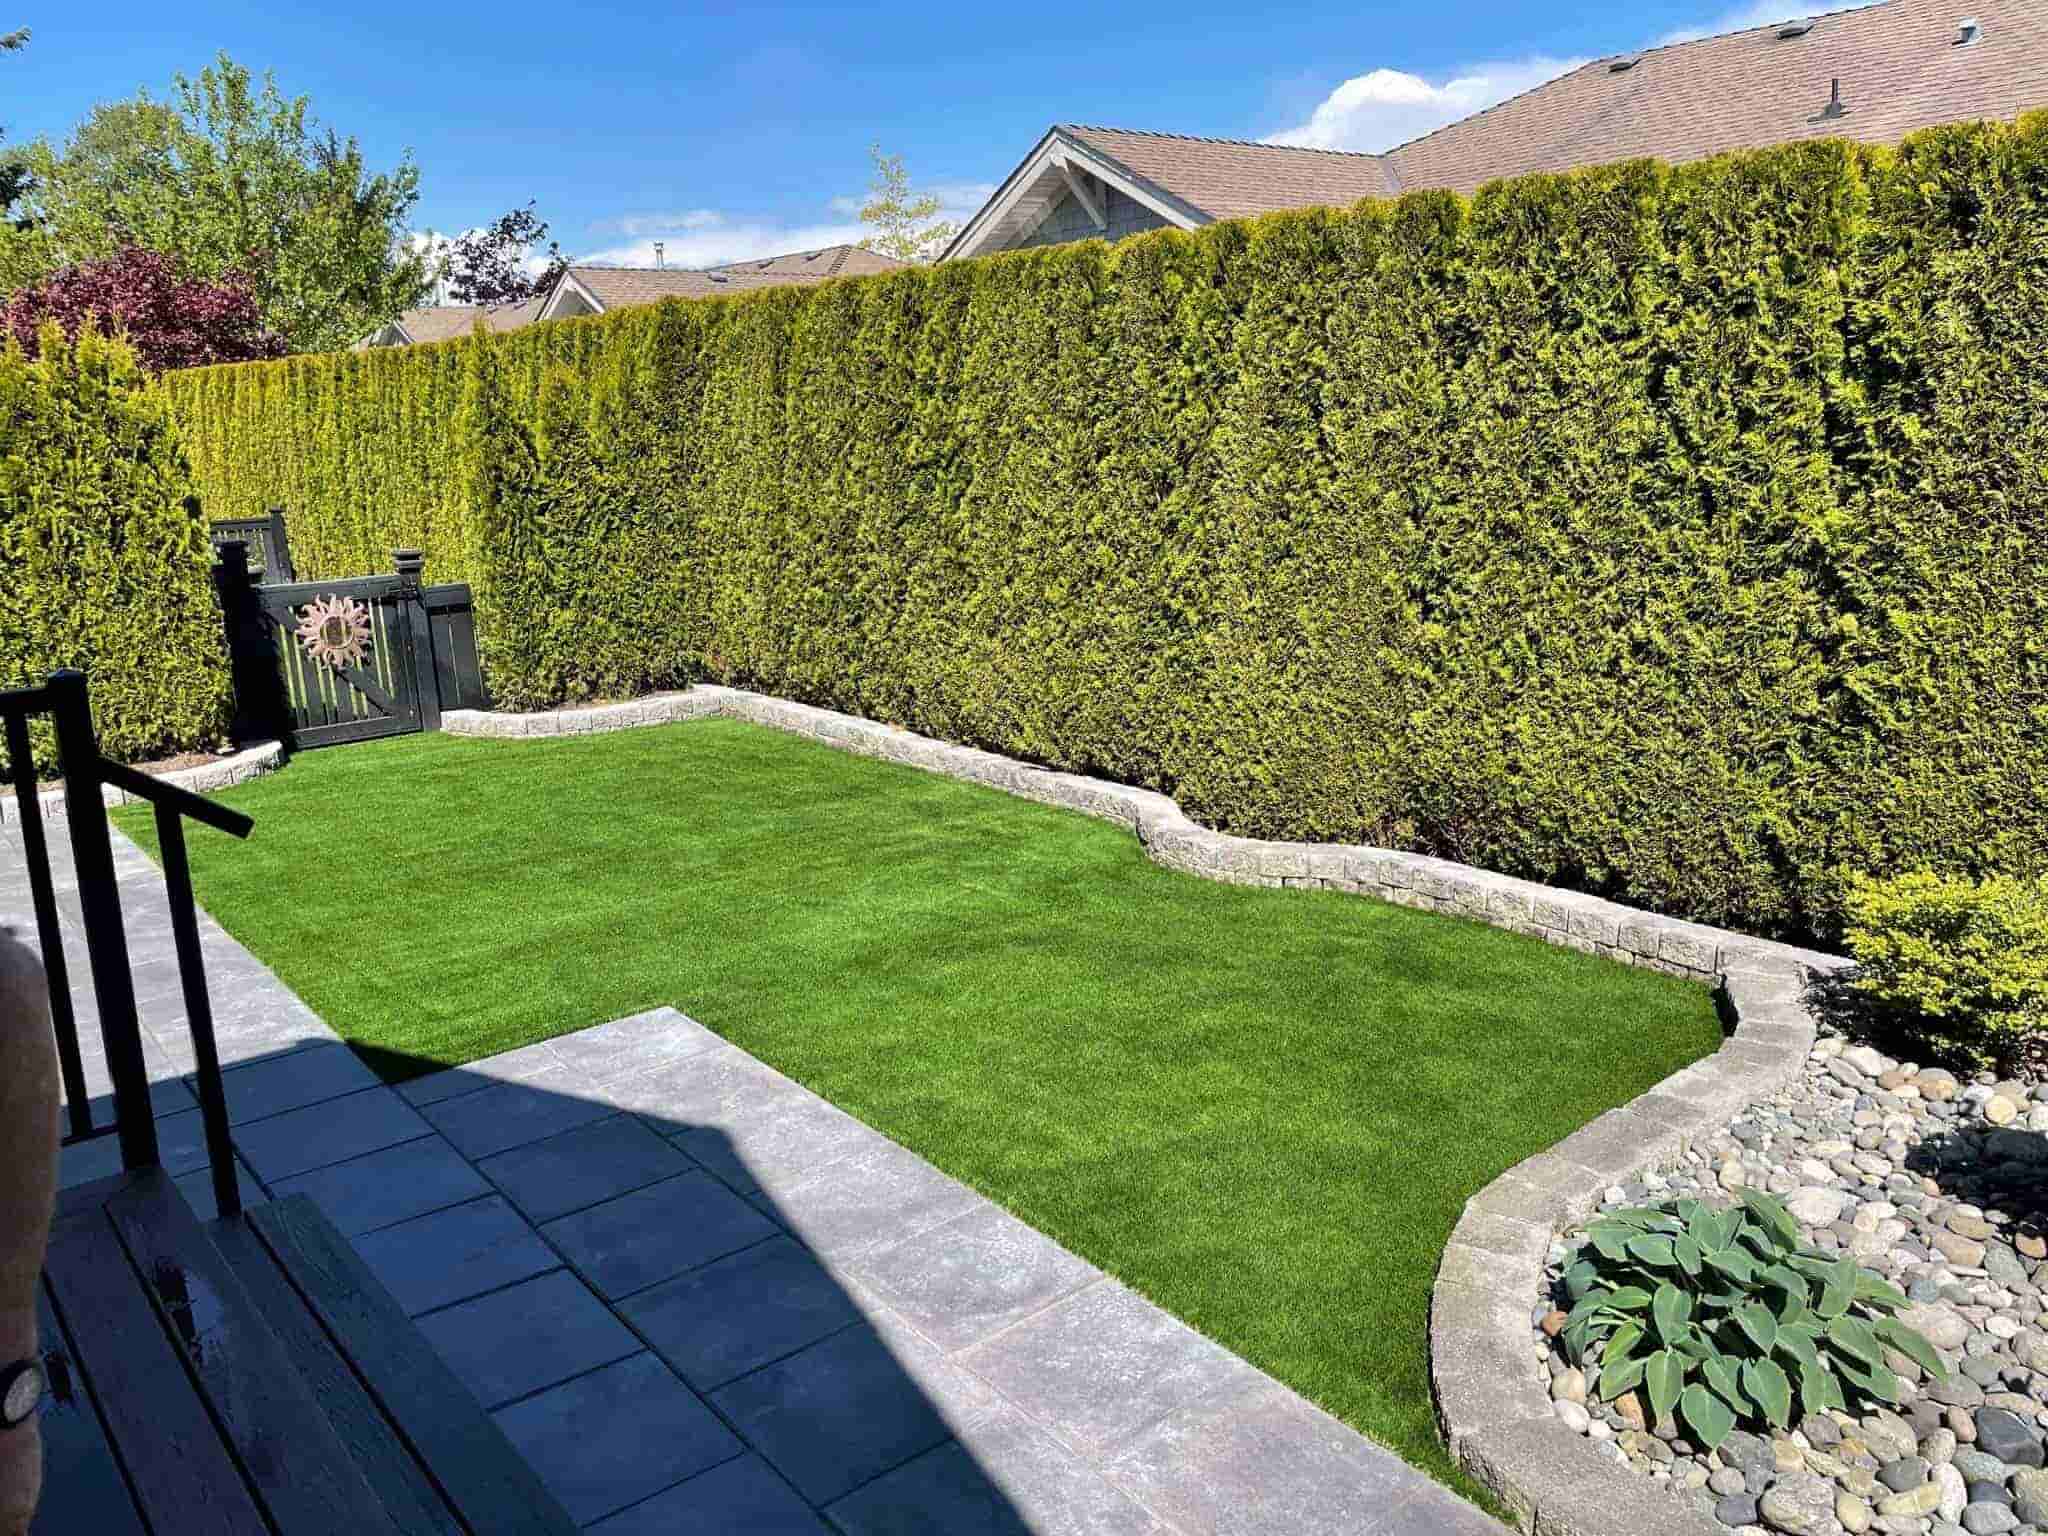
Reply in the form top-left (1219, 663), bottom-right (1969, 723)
top-left (5, 0), bottom-right (1843, 267)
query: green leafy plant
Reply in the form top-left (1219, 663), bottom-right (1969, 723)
top-left (1557, 1190), bottom-right (1946, 1451)
top-left (1843, 872), bottom-right (2048, 1075)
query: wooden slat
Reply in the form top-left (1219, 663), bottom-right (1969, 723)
top-left (249, 1198), bottom-right (579, 1536)
top-left (209, 1217), bottom-right (464, 1536)
top-left (104, 1172), bottom-right (400, 1536)
top-left (51, 1167), bottom-right (144, 1224)
top-left (30, 1283), bottom-right (147, 1536)
top-left (41, 1205), bottom-right (268, 1536)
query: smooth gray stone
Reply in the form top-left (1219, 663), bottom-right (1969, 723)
top-left (495, 1352), bottom-right (741, 1525)
top-left (231, 1085), bottom-right (430, 1180)
top-left (417, 1268), bottom-right (639, 1409)
top-left (957, 1280), bottom-right (1262, 1457)
top-left (622, 1235), bottom-right (861, 1391)
top-left (269, 1133), bottom-right (492, 1235)
top-left (478, 1112), bottom-right (690, 1224)
top-left (850, 1204), bottom-right (1101, 1355)
top-left (765, 1140), bottom-right (982, 1262)
top-left (708, 1326), bottom-right (955, 1505)
top-left (669, 1091), bottom-right (881, 1197)
top-left (825, 1403), bottom-right (1173, 1536)
top-left (421, 1066), bottom-right (615, 1158)
top-left (585, 1454), bottom-right (828, 1535)
top-left (1104, 1378), bottom-right (1447, 1536)
top-left (543, 1170), bottom-right (777, 1300)
top-left (543, 1005), bottom-right (723, 1086)
top-left (217, 1040), bottom-right (380, 1124)
top-left (353, 1194), bottom-right (559, 1316)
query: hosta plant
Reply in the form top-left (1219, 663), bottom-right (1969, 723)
top-left (1557, 1189), bottom-right (1947, 1452)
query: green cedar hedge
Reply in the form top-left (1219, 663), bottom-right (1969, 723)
top-left (160, 117), bottom-right (2048, 942)
top-left (2, 328), bottom-right (231, 776)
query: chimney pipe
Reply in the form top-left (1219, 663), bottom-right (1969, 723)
top-left (653, 240), bottom-right (665, 270)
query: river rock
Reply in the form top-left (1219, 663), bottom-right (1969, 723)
top-left (1760, 1471), bottom-right (1837, 1534)
top-left (1975, 1407), bottom-right (2045, 1469)
top-left (2011, 1467), bottom-right (2048, 1525)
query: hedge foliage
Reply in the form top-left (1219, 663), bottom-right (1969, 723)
top-left (1843, 872), bottom-right (2048, 1074)
top-left (2, 328), bottom-right (230, 776)
top-left (162, 116), bottom-right (2048, 942)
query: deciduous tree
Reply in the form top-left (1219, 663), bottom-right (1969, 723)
top-left (11, 53), bottom-right (428, 350)
top-left (439, 201), bottom-right (566, 307)
top-left (855, 145), bottom-right (958, 263)
top-left (2, 246), bottom-right (284, 371)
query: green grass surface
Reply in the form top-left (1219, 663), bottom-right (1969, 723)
top-left (119, 720), bottom-right (1722, 1494)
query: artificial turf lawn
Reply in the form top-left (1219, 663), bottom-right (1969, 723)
top-left (118, 719), bottom-right (1722, 1494)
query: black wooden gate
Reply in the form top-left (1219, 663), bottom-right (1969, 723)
top-left (216, 543), bottom-right (486, 750)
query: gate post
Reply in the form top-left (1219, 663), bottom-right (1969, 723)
top-left (393, 549), bottom-right (441, 732)
top-left (213, 539), bottom-right (287, 744)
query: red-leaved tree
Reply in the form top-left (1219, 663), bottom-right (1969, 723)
top-left (2, 246), bottom-right (286, 371)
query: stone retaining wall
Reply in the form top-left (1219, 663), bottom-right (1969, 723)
top-left (441, 684), bottom-right (1853, 1535)
top-left (1433, 957), bottom-right (1836, 1535)
top-left (3, 739), bottom-right (284, 824)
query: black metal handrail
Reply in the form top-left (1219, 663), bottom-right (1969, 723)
top-left (2, 668), bottom-right (254, 1219)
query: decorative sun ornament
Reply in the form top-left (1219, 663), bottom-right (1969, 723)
top-left (294, 593), bottom-right (372, 672)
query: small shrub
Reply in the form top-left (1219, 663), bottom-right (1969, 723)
top-left (1558, 1190), bottom-right (1944, 1451)
top-left (1842, 872), bottom-right (2048, 1075)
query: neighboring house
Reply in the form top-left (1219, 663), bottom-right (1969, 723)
top-left (357, 296), bottom-right (547, 348)
top-left (945, 0), bottom-right (2048, 259)
top-left (538, 244), bottom-right (908, 321)
top-left (359, 245), bottom-right (909, 347)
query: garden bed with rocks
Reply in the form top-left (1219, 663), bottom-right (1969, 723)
top-left (1537, 1032), bottom-right (2048, 1536)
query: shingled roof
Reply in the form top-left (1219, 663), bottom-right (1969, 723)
top-left (360, 245), bottom-right (910, 347)
top-left (948, 0), bottom-right (2048, 257)
top-left (1385, 0), bottom-right (2048, 195)
top-left (545, 244), bottom-right (910, 320)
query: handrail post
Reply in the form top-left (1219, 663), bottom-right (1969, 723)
top-left (47, 669), bottom-right (158, 1172)
top-left (2, 711), bottom-right (92, 1139)
top-left (155, 804), bottom-right (239, 1219)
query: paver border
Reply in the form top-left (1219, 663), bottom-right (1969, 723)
top-left (1435, 954), bottom-right (1834, 1536)
top-left (3, 738), bottom-right (284, 824)
top-left (446, 685), bottom-right (1838, 986)
top-left (448, 684), bottom-right (1855, 1534)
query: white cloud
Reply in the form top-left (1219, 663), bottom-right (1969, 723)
top-left (1656, 0), bottom-right (1881, 45)
top-left (578, 184), bottom-right (996, 269)
top-left (1267, 57), bottom-right (1585, 154)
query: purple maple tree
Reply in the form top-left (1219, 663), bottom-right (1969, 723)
top-left (2, 246), bottom-right (287, 371)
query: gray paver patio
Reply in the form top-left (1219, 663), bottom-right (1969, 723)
top-left (5, 814), bottom-right (1512, 1534)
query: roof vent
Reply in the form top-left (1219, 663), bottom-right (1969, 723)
top-left (1815, 76), bottom-right (1848, 119)
top-left (1956, 15), bottom-right (1981, 43)
top-left (1777, 17), bottom-right (1816, 36)
top-left (1609, 56), bottom-right (1638, 71)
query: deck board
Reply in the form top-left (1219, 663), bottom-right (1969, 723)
top-left (28, 1284), bottom-right (146, 1536)
top-left (41, 1203), bottom-right (269, 1536)
top-left (250, 1197), bottom-right (580, 1536)
top-left (209, 1215), bottom-right (466, 1536)
top-left (104, 1170), bottom-right (401, 1536)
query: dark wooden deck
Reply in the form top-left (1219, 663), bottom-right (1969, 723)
top-left (32, 1169), bottom-right (577, 1536)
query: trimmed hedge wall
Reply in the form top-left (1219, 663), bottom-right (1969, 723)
top-left (3, 328), bottom-right (231, 776)
top-left (162, 117), bottom-right (2048, 942)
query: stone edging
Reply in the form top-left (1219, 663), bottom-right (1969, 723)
top-left (435, 685), bottom-right (1852, 1532)
top-left (2, 740), bottom-right (284, 824)
top-left (1432, 956), bottom-right (1842, 1535)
